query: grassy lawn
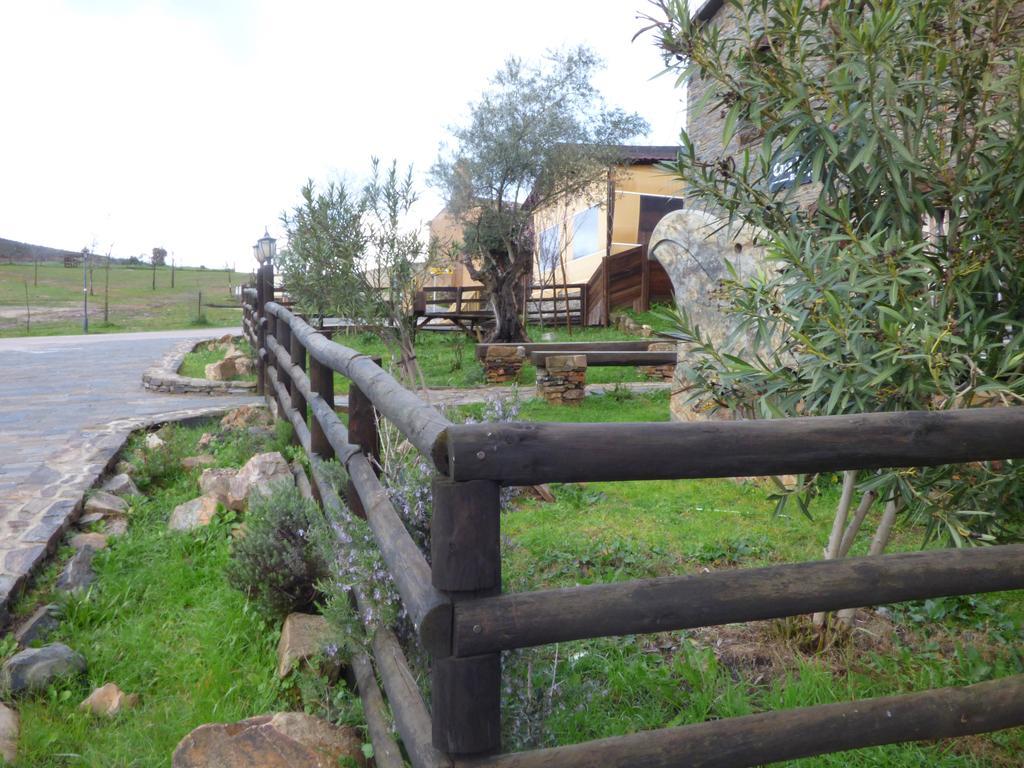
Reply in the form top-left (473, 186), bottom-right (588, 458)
top-left (0, 263), bottom-right (249, 337)
top-left (178, 338), bottom-right (256, 381)
top-left (8, 420), bottom-right (338, 766)
top-left (485, 389), bottom-right (1024, 764)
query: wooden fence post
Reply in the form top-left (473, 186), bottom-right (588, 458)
top-left (256, 267), bottom-right (267, 396)
top-left (347, 356), bottom-right (382, 518)
top-left (310, 353), bottom-right (335, 460)
top-left (290, 330), bottom-right (307, 438)
top-left (430, 478), bottom-right (502, 756)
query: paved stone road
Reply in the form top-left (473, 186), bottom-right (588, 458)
top-left (0, 328), bottom-right (257, 622)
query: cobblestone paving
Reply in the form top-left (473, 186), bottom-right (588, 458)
top-left (0, 328), bottom-right (257, 623)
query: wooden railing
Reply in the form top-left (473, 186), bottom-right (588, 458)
top-left (585, 245), bottom-right (674, 326)
top-left (415, 283), bottom-right (592, 329)
top-left (242, 264), bottom-right (1024, 768)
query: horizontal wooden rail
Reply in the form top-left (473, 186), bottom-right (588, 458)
top-left (265, 336), bottom-right (354, 461)
top-left (267, 302), bottom-right (451, 470)
top-left (266, 367), bottom-right (311, 452)
top-left (458, 674), bottom-right (1024, 768)
top-left (475, 340), bottom-right (652, 360)
top-left (347, 453), bottom-right (452, 656)
top-left (529, 350), bottom-right (676, 367)
top-left (453, 543), bottom-right (1024, 655)
top-left (373, 628), bottom-right (452, 768)
top-left (447, 407), bottom-right (1024, 485)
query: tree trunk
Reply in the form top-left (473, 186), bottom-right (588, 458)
top-left (813, 470), bottom-right (857, 628)
top-left (487, 276), bottom-right (529, 343)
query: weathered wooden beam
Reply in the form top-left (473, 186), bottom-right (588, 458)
top-left (309, 354), bottom-right (335, 460)
top-left (347, 453), bottom-right (451, 656)
top-left (267, 367), bottom-right (311, 453)
top-left (453, 544), bottom-right (1024, 656)
top-left (447, 408), bottom-right (1024, 485)
top-left (373, 627), bottom-right (452, 768)
top-left (267, 302), bottom-right (450, 470)
top-left (289, 328), bottom-right (307, 429)
top-left (266, 336), bottom-right (354, 463)
top-left (351, 651), bottom-right (406, 768)
top-left (529, 350), bottom-right (676, 367)
top-left (457, 674), bottom-right (1024, 768)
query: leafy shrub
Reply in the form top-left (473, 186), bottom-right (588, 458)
top-left (226, 482), bottom-right (327, 618)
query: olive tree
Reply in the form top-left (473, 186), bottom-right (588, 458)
top-left (431, 46), bottom-right (649, 342)
top-left (646, 0), bottom-right (1024, 625)
top-left (278, 159), bottom-right (433, 387)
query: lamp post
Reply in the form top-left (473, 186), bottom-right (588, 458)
top-left (82, 248), bottom-right (89, 334)
top-left (257, 228), bottom-right (276, 265)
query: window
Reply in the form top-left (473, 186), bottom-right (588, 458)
top-left (572, 206), bottom-right (600, 260)
top-left (538, 226), bottom-right (559, 273)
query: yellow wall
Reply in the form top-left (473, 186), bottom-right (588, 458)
top-left (427, 207), bottom-right (480, 289)
top-left (532, 164), bottom-right (684, 284)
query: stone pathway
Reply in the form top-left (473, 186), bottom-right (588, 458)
top-left (0, 328), bottom-right (257, 623)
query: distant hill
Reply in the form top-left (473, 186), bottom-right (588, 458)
top-left (0, 237), bottom-right (90, 265)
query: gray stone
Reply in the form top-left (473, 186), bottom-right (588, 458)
top-left (227, 452), bottom-right (292, 511)
top-left (1, 644), bottom-right (86, 695)
top-left (84, 491), bottom-right (128, 517)
top-left (14, 604), bottom-right (60, 648)
top-left (199, 468), bottom-right (236, 506)
top-left (0, 702), bottom-right (16, 763)
top-left (55, 547), bottom-right (96, 593)
top-left (105, 517), bottom-right (129, 536)
top-left (70, 532), bottom-right (108, 551)
top-left (168, 496), bottom-right (220, 531)
top-left (114, 460), bottom-right (135, 476)
top-left (144, 433), bottom-right (166, 451)
top-left (77, 512), bottom-right (105, 527)
top-left (181, 454), bottom-right (216, 471)
top-left (102, 473), bottom-right (140, 498)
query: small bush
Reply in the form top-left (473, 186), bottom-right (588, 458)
top-left (226, 482), bottom-right (326, 618)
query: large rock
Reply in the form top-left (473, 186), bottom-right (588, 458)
top-left (102, 473), bottom-right (140, 498)
top-left (55, 547), bottom-right (96, 592)
top-left (80, 683), bottom-right (139, 716)
top-left (227, 452), bottom-right (292, 511)
top-left (205, 358), bottom-right (239, 381)
top-left (227, 354), bottom-right (255, 376)
top-left (14, 604), bottom-right (60, 648)
top-left (0, 703), bottom-right (17, 763)
top-left (172, 712), bottom-right (365, 768)
top-left (168, 496), bottom-right (220, 531)
top-left (106, 517), bottom-right (129, 537)
top-left (145, 433), bottom-right (166, 451)
top-left (199, 468), bottom-right (237, 506)
top-left (84, 491), bottom-right (128, 517)
top-left (277, 613), bottom-right (331, 679)
top-left (1, 644), bottom-right (86, 695)
top-left (220, 405), bottom-right (272, 430)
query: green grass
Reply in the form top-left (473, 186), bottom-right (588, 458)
top-left (8, 419), bottom-right (339, 766)
top-left (0, 263), bottom-right (249, 337)
top-left (486, 389), bottom-right (1024, 764)
top-left (178, 339), bottom-right (256, 381)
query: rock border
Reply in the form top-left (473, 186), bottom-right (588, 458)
top-left (142, 340), bottom-right (257, 395)
top-left (0, 404), bottom-right (251, 628)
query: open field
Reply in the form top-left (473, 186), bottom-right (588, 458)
top-left (0, 263), bottom-right (250, 337)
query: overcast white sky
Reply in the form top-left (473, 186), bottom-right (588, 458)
top-left (0, 1), bottom-right (685, 270)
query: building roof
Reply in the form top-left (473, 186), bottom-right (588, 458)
top-left (607, 145), bottom-right (680, 164)
top-left (692, 0), bottom-right (724, 22)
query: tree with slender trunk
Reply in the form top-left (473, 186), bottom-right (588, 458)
top-left (431, 46), bottom-right (648, 342)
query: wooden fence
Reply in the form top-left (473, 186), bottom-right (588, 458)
top-left (415, 283), bottom-right (590, 331)
top-left (585, 245), bottom-right (674, 326)
top-left (241, 263), bottom-right (1024, 768)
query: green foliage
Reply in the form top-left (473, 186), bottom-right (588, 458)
top-left (431, 46), bottom-right (649, 341)
top-left (226, 482), bottom-right (327, 619)
top-left (649, 0), bottom-right (1024, 543)
top-left (278, 159), bottom-right (434, 384)
top-left (685, 534), bottom-right (774, 565)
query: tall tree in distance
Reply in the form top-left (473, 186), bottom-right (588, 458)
top-left (431, 46), bottom-right (649, 342)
